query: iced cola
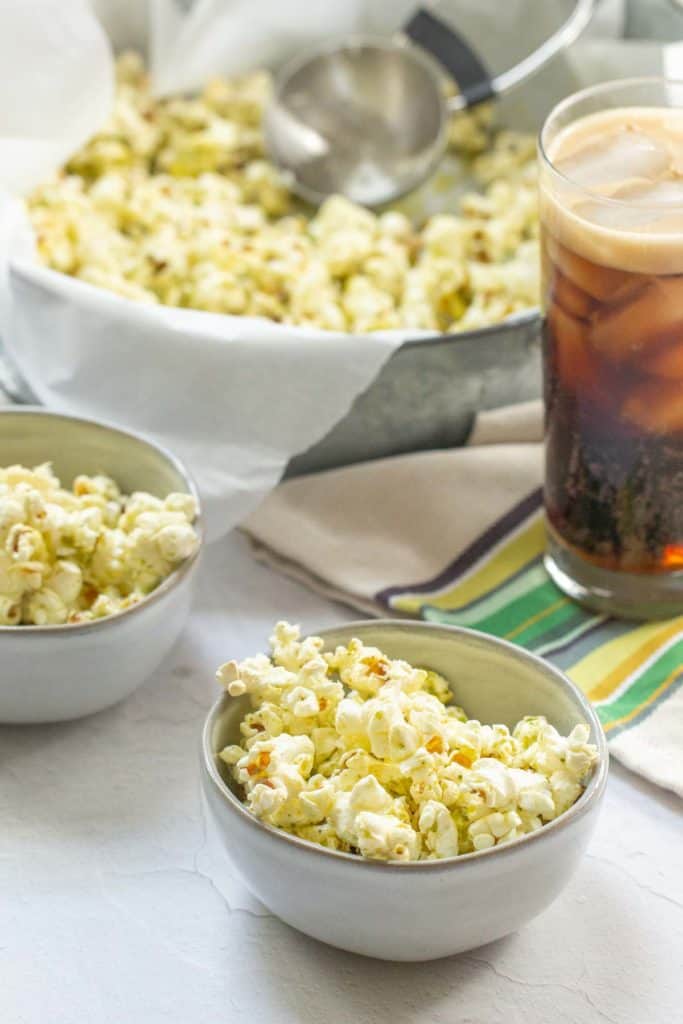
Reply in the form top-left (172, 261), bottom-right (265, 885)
top-left (540, 89), bottom-right (683, 614)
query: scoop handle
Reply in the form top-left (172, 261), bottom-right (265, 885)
top-left (403, 7), bottom-right (494, 109)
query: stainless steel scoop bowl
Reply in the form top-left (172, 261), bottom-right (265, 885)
top-left (265, 37), bottom-right (448, 207)
top-left (265, 0), bottom-right (597, 206)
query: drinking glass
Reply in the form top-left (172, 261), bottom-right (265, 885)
top-left (539, 78), bottom-right (683, 618)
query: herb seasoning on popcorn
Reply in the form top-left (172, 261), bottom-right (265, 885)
top-left (216, 623), bottom-right (598, 862)
top-left (0, 463), bottom-right (198, 625)
top-left (27, 53), bottom-right (539, 335)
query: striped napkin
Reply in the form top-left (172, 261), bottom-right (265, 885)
top-left (244, 401), bottom-right (683, 798)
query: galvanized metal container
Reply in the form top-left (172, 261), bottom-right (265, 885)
top-left (287, 311), bottom-right (541, 475)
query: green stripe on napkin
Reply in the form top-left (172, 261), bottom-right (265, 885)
top-left (379, 498), bottom-right (683, 739)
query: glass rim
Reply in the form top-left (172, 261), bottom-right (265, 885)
top-left (539, 75), bottom-right (683, 209)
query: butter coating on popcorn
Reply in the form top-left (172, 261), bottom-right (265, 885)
top-left (28, 53), bottom-right (538, 335)
top-left (0, 463), bottom-right (198, 625)
top-left (217, 623), bottom-right (598, 862)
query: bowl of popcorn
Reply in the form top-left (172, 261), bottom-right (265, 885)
top-left (3, 49), bottom-right (542, 487)
top-left (0, 408), bottom-right (202, 723)
top-left (201, 620), bottom-right (607, 961)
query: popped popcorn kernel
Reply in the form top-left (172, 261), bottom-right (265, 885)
top-left (0, 464), bottom-right (198, 626)
top-left (218, 624), bottom-right (599, 862)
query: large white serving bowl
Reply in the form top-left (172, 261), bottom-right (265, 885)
top-left (201, 621), bottom-right (608, 961)
top-left (0, 408), bottom-right (203, 724)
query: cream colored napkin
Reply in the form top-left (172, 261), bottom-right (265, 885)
top-left (244, 401), bottom-right (683, 797)
top-left (245, 402), bottom-right (543, 614)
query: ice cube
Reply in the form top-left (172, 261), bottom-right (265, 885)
top-left (557, 129), bottom-right (670, 191)
top-left (643, 339), bottom-right (683, 380)
top-left (574, 199), bottom-right (660, 231)
top-left (622, 377), bottom-right (683, 434)
top-left (590, 277), bottom-right (683, 361)
top-left (551, 270), bottom-right (596, 320)
top-left (575, 179), bottom-right (683, 231)
top-left (547, 304), bottom-right (597, 393)
top-left (546, 235), bottom-right (636, 302)
top-left (618, 178), bottom-right (683, 205)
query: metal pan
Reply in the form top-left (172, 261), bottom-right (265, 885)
top-left (286, 311), bottom-right (541, 476)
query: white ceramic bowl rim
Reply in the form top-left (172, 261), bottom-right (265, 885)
top-left (201, 620), bottom-right (609, 872)
top-left (0, 407), bottom-right (203, 637)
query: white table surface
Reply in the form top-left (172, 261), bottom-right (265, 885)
top-left (2, 531), bottom-right (681, 1024)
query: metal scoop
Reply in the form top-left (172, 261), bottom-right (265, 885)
top-left (265, 1), bottom-right (596, 207)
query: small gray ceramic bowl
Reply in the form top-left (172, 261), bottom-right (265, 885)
top-left (0, 408), bottom-right (203, 724)
top-left (202, 621), bottom-right (608, 961)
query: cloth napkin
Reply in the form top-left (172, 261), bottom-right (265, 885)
top-left (244, 401), bottom-right (683, 799)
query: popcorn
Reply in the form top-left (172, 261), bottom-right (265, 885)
top-left (419, 800), bottom-right (459, 859)
top-left (28, 53), bottom-right (539, 336)
top-left (354, 812), bottom-right (420, 862)
top-left (217, 623), bottom-right (599, 862)
top-left (0, 463), bottom-right (198, 625)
